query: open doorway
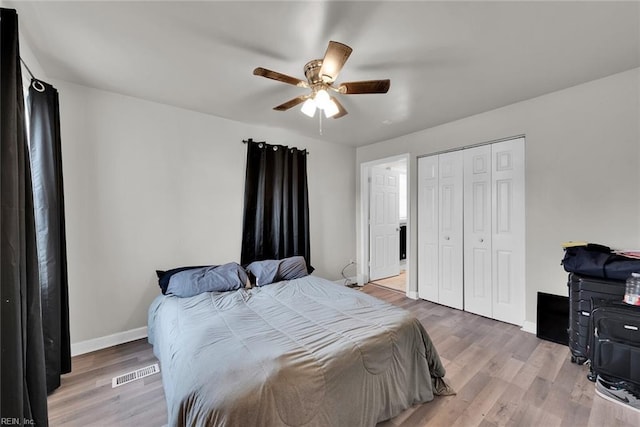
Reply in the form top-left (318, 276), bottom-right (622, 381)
top-left (359, 155), bottom-right (409, 294)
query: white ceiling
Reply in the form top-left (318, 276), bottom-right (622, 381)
top-left (8, 1), bottom-right (640, 147)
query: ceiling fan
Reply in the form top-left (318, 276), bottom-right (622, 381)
top-left (253, 41), bottom-right (390, 119)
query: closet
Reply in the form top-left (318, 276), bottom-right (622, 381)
top-left (417, 137), bottom-right (525, 325)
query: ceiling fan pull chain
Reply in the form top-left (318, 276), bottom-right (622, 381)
top-left (319, 109), bottom-right (323, 135)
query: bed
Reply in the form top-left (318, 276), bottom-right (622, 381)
top-left (148, 274), bottom-right (450, 426)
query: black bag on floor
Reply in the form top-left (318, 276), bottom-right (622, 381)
top-left (590, 302), bottom-right (640, 386)
top-left (562, 244), bottom-right (640, 281)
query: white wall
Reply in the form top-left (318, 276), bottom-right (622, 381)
top-left (9, 3), bottom-right (48, 88)
top-left (54, 80), bottom-right (356, 344)
top-left (356, 68), bottom-right (640, 327)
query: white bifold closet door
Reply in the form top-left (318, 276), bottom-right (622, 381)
top-left (417, 156), bottom-right (439, 301)
top-left (417, 152), bottom-right (464, 309)
top-left (463, 145), bottom-right (493, 318)
top-left (418, 137), bottom-right (525, 325)
top-left (437, 151), bottom-right (464, 310)
top-left (489, 139), bottom-right (525, 325)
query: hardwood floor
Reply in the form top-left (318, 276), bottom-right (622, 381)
top-left (370, 271), bottom-right (407, 293)
top-left (48, 284), bottom-right (640, 426)
top-left (48, 339), bottom-right (167, 426)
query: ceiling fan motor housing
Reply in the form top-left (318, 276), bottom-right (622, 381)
top-left (304, 59), bottom-right (325, 87)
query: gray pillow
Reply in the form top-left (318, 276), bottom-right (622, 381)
top-left (166, 262), bottom-right (248, 297)
top-left (246, 256), bottom-right (309, 287)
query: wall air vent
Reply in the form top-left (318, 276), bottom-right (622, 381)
top-left (112, 363), bottom-right (160, 388)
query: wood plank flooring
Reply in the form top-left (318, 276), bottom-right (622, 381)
top-left (48, 284), bottom-right (640, 426)
top-left (370, 271), bottom-right (407, 293)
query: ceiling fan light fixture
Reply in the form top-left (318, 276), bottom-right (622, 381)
top-left (314, 89), bottom-right (331, 110)
top-left (301, 98), bottom-right (317, 117)
top-left (324, 99), bottom-right (339, 118)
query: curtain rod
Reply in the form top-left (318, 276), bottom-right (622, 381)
top-left (242, 138), bottom-right (310, 155)
top-left (242, 138), bottom-right (266, 144)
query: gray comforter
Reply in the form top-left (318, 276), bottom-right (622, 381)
top-left (148, 276), bottom-right (446, 426)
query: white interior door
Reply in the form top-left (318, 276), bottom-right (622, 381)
top-left (491, 138), bottom-right (525, 325)
top-left (438, 151), bottom-right (464, 310)
top-left (369, 167), bottom-right (400, 281)
top-left (464, 145), bottom-right (493, 317)
top-left (418, 156), bottom-right (439, 301)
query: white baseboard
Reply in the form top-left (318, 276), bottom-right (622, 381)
top-left (521, 321), bottom-right (536, 335)
top-left (71, 326), bottom-right (148, 357)
top-left (406, 290), bottom-right (418, 300)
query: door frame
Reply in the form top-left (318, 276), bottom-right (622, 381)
top-left (358, 154), bottom-right (410, 295)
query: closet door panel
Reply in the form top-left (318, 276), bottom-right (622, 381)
top-left (417, 156), bottom-right (439, 301)
top-left (464, 145), bottom-right (493, 317)
top-left (491, 138), bottom-right (525, 325)
top-left (438, 151), bottom-right (463, 310)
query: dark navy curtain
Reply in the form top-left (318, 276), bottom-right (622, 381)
top-left (0, 7), bottom-right (49, 425)
top-left (240, 140), bottom-right (313, 272)
top-left (29, 78), bottom-right (71, 394)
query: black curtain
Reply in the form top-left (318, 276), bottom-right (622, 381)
top-left (29, 78), bottom-right (71, 394)
top-left (241, 140), bottom-right (312, 271)
top-left (0, 7), bottom-right (49, 426)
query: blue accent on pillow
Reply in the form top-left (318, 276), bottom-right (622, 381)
top-left (278, 256), bottom-right (310, 281)
top-left (246, 260), bottom-right (278, 287)
top-left (246, 256), bottom-right (309, 287)
top-left (166, 262), bottom-right (248, 298)
top-left (156, 265), bottom-right (211, 294)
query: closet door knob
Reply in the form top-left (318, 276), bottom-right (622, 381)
top-left (479, 238), bottom-right (484, 243)
top-left (444, 236), bottom-right (450, 241)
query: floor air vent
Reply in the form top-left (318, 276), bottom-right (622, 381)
top-left (112, 363), bottom-right (160, 388)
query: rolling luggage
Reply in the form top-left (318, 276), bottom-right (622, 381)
top-left (567, 273), bottom-right (625, 364)
top-left (590, 302), bottom-right (640, 386)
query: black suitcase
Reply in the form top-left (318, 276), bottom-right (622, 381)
top-left (567, 273), bottom-right (625, 364)
top-left (590, 302), bottom-right (640, 386)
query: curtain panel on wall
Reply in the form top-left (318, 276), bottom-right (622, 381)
top-left (240, 140), bottom-right (313, 272)
top-left (0, 7), bottom-right (49, 425)
top-left (29, 78), bottom-right (71, 394)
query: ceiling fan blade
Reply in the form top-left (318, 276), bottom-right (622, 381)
top-left (273, 95), bottom-right (308, 111)
top-left (330, 97), bottom-right (348, 119)
top-left (253, 67), bottom-right (308, 88)
top-left (319, 41), bottom-right (352, 83)
top-left (338, 79), bottom-right (390, 94)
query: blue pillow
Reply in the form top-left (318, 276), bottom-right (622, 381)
top-left (156, 265), bottom-right (210, 294)
top-left (246, 256), bottom-right (309, 287)
top-left (166, 262), bottom-right (248, 297)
